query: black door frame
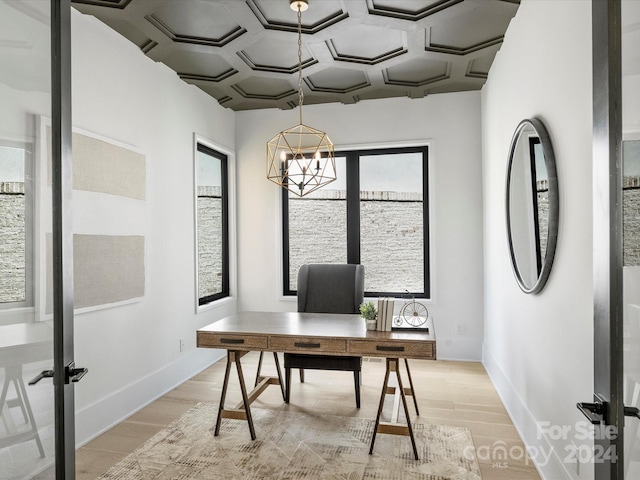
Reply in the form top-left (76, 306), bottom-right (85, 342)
top-left (51, 0), bottom-right (77, 477)
top-left (592, 0), bottom-right (624, 478)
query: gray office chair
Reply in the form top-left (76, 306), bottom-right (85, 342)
top-left (284, 263), bottom-right (365, 408)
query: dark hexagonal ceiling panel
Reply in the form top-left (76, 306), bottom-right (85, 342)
top-left (368, 0), bottom-right (464, 20)
top-left (71, 0), bottom-right (520, 111)
top-left (327, 25), bottom-right (406, 65)
top-left (232, 77), bottom-right (296, 101)
top-left (384, 59), bottom-right (449, 87)
top-left (427, 3), bottom-right (517, 54)
top-left (466, 52), bottom-right (497, 79)
top-left (305, 68), bottom-right (370, 94)
top-left (73, 0), bottom-right (131, 8)
top-left (248, 0), bottom-right (347, 34)
top-left (99, 18), bottom-right (152, 50)
top-left (162, 51), bottom-right (237, 83)
top-left (146, 1), bottom-right (246, 47)
top-left (427, 80), bottom-right (481, 94)
top-left (238, 39), bottom-right (317, 74)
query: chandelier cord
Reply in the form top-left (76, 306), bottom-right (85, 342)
top-left (266, 0), bottom-right (336, 197)
top-left (297, 4), bottom-right (303, 126)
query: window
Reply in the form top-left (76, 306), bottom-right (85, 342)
top-left (195, 142), bottom-right (229, 305)
top-left (283, 145), bottom-right (429, 297)
top-left (624, 139), bottom-right (640, 266)
top-left (0, 142), bottom-right (33, 308)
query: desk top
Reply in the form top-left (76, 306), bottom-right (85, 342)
top-left (197, 311), bottom-right (436, 359)
top-left (198, 311), bottom-right (435, 341)
top-left (0, 322), bottom-right (53, 366)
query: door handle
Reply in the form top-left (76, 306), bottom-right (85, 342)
top-left (28, 370), bottom-right (54, 385)
top-left (577, 402), bottom-right (604, 424)
top-left (624, 406), bottom-right (640, 419)
top-left (578, 395), bottom-right (640, 423)
top-left (66, 362), bottom-right (88, 383)
top-left (28, 363), bottom-right (89, 385)
top-left (577, 393), bottom-right (606, 424)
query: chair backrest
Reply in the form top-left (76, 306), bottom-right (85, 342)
top-left (297, 263), bottom-right (365, 314)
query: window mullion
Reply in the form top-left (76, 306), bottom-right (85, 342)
top-left (422, 147), bottom-right (430, 297)
top-left (282, 187), bottom-right (292, 295)
top-left (346, 151), bottom-right (360, 264)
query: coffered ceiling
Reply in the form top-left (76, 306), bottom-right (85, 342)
top-left (71, 0), bottom-right (520, 111)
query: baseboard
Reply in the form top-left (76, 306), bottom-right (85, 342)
top-left (436, 335), bottom-right (482, 361)
top-left (74, 348), bottom-right (225, 448)
top-left (482, 343), bottom-right (574, 480)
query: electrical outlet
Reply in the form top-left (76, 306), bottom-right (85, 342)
top-left (179, 338), bottom-right (186, 352)
top-left (456, 325), bottom-right (465, 335)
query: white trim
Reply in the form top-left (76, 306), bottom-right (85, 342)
top-left (74, 348), bottom-right (225, 447)
top-left (482, 343), bottom-right (573, 480)
top-left (73, 297), bottom-right (143, 316)
top-left (623, 131), bottom-right (640, 141)
top-left (40, 294), bottom-right (146, 322)
top-left (0, 135), bottom-right (35, 310)
top-left (194, 294), bottom-right (236, 314)
top-left (335, 139), bottom-right (433, 152)
top-left (193, 133), bottom-right (238, 314)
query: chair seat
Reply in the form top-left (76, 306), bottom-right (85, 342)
top-left (284, 353), bottom-right (361, 371)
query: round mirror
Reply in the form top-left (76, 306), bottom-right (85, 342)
top-left (506, 118), bottom-right (559, 294)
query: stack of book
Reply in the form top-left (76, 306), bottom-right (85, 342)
top-left (376, 297), bottom-right (395, 331)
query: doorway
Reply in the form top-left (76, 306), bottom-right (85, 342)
top-left (0, 1), bottom-right (78, 478)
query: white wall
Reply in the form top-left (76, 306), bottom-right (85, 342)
top-left (481, 1), bottom-right (593, 479)
top-left (69, 11), bottom-right (236, 445)
top-left (235, 92), bottom-right (485, 361)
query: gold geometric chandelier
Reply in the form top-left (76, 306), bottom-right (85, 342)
top-left (266, 0), bottom-right (337, 198)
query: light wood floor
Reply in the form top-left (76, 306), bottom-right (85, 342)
top-left (76, 355), bottom-right (542, 479)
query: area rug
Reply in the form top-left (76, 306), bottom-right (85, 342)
top-left (98, 402), bottom-right (481, 479)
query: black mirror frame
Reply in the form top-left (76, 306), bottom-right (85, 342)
top-left (505, 118), bottom-right (559, 294)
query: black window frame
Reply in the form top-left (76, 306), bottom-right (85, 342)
top-left (0, 140), bottom-right (35, 310)
top-left (196, 142), bottom-right (230, 306)
top-left (282, 145), bottom-right (430, 298)
top-left (528, 136), bottom-right (543, 275)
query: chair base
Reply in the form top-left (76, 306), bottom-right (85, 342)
top-left (284, 353), bottom-right (361, 408)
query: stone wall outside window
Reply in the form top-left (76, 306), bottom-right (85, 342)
top-left (6, 177), bottom-right (640, 304)
top-left (0, 182), bottom-right (25, 303)
top-left (197, 187), bottom-right (222, 299)
top-left (288, 190), bottom-right (424, 293)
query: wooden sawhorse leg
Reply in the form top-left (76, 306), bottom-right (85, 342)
top-left (404, 358), bottom-right (419, 416)
top-left (369, 358), bottom-right (419, 460)
top-left (215, 350), bottom-right (285, 440)
top-left (214, 350), bottom-right (255, 439)
top-left (254, 352), bottom-right (286, 401)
